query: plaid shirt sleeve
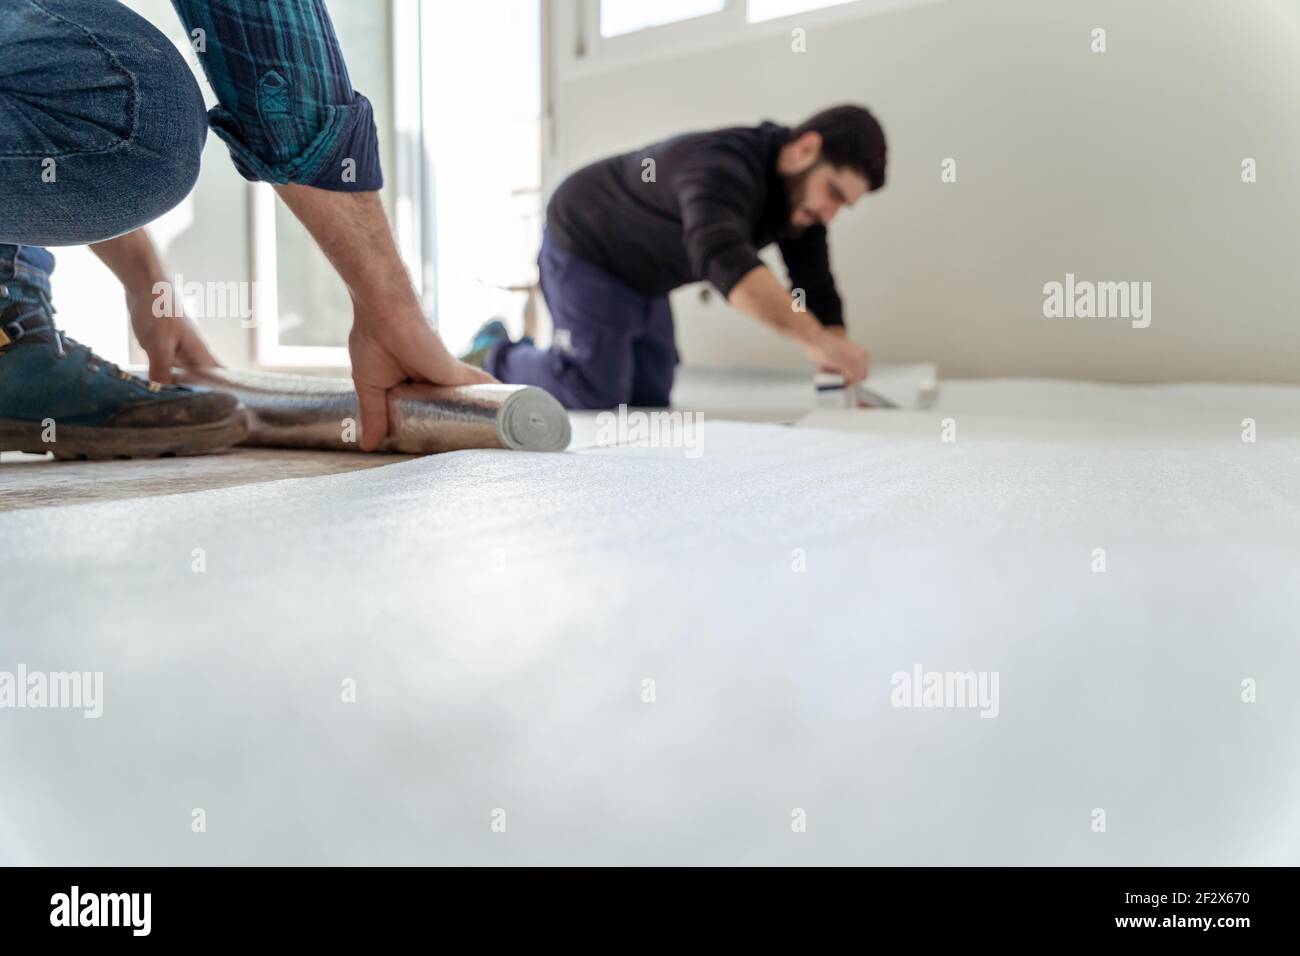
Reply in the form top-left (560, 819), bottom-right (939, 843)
top-left (169, 0), bottom-right (382, 191)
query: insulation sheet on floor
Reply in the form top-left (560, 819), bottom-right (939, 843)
top-left (2, 380), bottom-right (1298, 865)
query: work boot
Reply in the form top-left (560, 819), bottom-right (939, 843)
top-left (460, 319), bottom-right (512, 370)
top-left (460, 318), bottom-right (535, 371)
top-left (0, 290), bottom-right (248, 460)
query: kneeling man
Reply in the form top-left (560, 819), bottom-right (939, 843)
top-left (466, 104), bottom-right (886, 409)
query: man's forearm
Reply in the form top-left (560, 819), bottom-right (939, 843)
top-left (273, 185), bottom-right (415, 311)
top-left (89, 230), bottom-right (166, 301)
top-left (727, 264), bottom-right (829, 345)
top-left (271, 184), bottom-right (493, 450)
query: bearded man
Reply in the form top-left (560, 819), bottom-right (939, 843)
top-left (464, 105), bottom-right (886, 409)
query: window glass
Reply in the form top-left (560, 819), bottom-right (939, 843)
top-left (600, 0), bottom-right (727, 38)
top-left (747, 0), bottom-right (859, 23)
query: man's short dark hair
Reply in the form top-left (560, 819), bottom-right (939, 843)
top-left (790, 104), bottom-right (887, 191)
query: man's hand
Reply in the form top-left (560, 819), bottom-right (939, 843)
top-left (273, 185), bottom-right (498, 451)
top-left (92, 229), bottom-right (221, 384)
top-left (127, 291), bottom-right (220, 384)
top-left (805, 329), bottom-right (869, 384)
top-left (349, 302), bottom-right (494, 450)
top-left (728, 265), bottom-right (869, 383)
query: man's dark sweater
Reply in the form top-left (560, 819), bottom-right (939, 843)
top-left (546, 121), bottom-right (844, 327)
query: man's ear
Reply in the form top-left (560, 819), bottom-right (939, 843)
top-left (792, 130), bottom-right (823, 169)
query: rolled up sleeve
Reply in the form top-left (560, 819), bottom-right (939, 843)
top-left (170, 0), bottom-right (382, 191)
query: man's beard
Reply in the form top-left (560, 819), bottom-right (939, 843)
top-left (781, 166), bottom-right (817, 235)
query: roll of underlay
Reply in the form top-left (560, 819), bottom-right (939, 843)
top-left (173, 368), bottom-right (571, 454)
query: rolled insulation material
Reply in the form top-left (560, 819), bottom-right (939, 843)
top-left (174, 368), bottom-right (571, 454)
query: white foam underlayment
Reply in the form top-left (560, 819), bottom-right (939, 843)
top-left (2, 378), bottom-right (1299, 864)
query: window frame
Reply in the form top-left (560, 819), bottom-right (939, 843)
top-left (560, 0), bottom-right (944, 79)
top-left (249, 0), bottom-right (425, 369)
top-left (596, 0), bottom-right (737, 43)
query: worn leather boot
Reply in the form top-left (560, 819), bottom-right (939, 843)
top-left (0, 292), bottom-right (248, 460)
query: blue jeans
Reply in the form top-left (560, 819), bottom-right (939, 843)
top-left (0, 0), bottom-right (208, 309)
top-left (489, 235), bottom-right (678, 409)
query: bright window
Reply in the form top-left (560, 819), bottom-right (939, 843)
top-left (600, 0), bottom-right (727, 38)
top-left (421, 0), bottom-right (543, 354)
top-left (271, 0), bottom-right (395, 353)
top-left (747, 0), bottom-right (860, 22)
top-left (252, 0), bottom-right (543, 365)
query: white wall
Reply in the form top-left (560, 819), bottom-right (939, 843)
top-left (548, 0), bottom-right (1300, 383)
